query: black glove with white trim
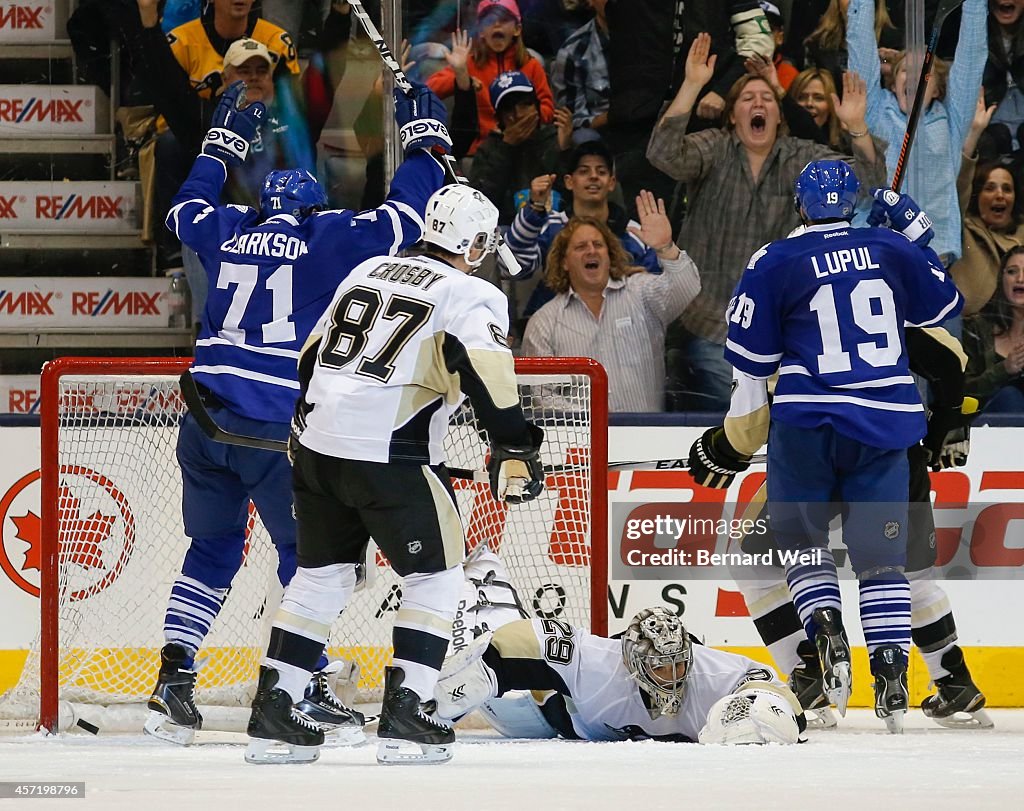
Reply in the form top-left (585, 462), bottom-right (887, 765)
top-left (688, 427), bottom-right (751, 489)
top-left (487, 423), bottom-right (544, 503)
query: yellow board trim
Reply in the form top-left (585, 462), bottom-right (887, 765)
top-left (2, 646), bottom-right (1022, 707)
top-left (719, 646), bottom-right (1024, 707)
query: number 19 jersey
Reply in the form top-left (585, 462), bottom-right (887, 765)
top-left (724, 223), bottom-right (962, 449)
top-left (298, 254), bottom-right (529, 466)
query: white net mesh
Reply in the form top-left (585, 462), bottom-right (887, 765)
top-left (0, 360), bottom-right (603, 729)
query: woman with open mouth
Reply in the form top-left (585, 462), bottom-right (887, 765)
top-left (645, 33), bottom-right (887, 412)
top-left (952, 93), bottom-right (1024, 315)
top-left (964, 245), bottom-right (1024, 411)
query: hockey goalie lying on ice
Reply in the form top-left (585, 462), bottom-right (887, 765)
top-left (439, 548), bottom-right (805, 746)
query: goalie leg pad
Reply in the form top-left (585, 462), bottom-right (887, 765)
top-left (478, 693), bottom-right (558, 739)
top-left (434, 632), bottom-right (499, 721)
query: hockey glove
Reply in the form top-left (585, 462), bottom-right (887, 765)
top-left (394, 83), bottom-right (453, 156)
top-left (688, 427), bottom-right (751, 489)
top-left (867, 188), bottom-right (934, 247)
top-left (487, 423), bottom-right (544, 503)
top-left (201, 81), bottom-right (266, 167)
top-left (922, 397), bottom-right (978, 471)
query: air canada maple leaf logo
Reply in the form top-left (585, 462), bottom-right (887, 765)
top-left (0, 467), bottom-right (135, 600)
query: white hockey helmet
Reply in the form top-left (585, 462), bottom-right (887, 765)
top-left (423, 184), bottom-right (500, 268)
top-left (622, 607), bottom-right (693, 717)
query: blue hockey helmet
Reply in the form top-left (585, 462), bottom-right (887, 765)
top-left (794, 160), bottom-right (860, 221)
top-left (260, 168), bottom-right (328, 220)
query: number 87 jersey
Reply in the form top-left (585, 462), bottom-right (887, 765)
top-left (724, 223), bottom-right (962, 450)
top-left (297, 252), bottom-right (523, 466)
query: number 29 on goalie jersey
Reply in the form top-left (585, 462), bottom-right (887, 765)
top-left (724, 223), bottom-right (962, 449)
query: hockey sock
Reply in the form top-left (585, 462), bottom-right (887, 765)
top-left (164, 575), bottom-right (229, 667)
top-left (785, 549), bottom-right (841, 639)
top-left (736, 577), bottom-right (804, 674)
top-left (909, 575), bottom-right (957, 680)
top-left (264, 563), bottom-right (357, 702)
top-left (859, 575), bottom-right (911, 658)
top-left (393, 565), bottom-right (463, 701)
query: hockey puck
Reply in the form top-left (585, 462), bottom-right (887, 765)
top-left (76, 718), bottom-right (99, 735)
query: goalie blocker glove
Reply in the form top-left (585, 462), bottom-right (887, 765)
top-left (394, 83), bottom-right (453, 156)
top-left (867, 188), bottom-right (934, 247)
top-left (201, 80), bottom-right (266, 167)
top-left (487, 423), bottom-right (544, 503)
top-left (687, 427), bottom-right (751, 489)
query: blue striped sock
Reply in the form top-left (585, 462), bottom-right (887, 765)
top-left (786, 549), bottom-right (841, 638)
top-left (859, 577), bottom-right (911, 657)
top-left (164, 575), bottom-right (228, 667)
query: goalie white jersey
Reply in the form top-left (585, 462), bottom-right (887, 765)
top-left (487, 619), bottom-right (782, 742)
top-left (297, 254), bottom-right (529, 464)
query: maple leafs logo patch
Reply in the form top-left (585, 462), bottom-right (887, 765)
top-left (0, 467), bottom-right (135, 600)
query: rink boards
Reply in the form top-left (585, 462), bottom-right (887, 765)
top-left (2, 422), bottom-right (1023, 706)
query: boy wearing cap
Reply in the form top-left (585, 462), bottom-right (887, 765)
top-left (469, 70), bottom-right (566, 223)
top-left (505, 138), bottom-right (659, 320)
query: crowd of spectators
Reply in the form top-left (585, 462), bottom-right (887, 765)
top-left (60, 0), bottom-right (1024, 415)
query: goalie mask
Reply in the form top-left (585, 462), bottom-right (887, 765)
top-left (622, 607), bottom-right (693, 717)
top-left (424, 184), bottom-right (500, 268)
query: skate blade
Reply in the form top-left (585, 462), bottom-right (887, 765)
top-left (882, 709), bottom-right (905, 734)
top-left (322, 725), bottom-right (367, 747)
top-left (805, 706), bottom-right (838, 729)
top-left (825, 662), bottom-right (852, 717)
top-left (244, 737), bottom-right (320, 765)
top-left (143, 710), bottom-right (196, 746)
top-left (930, 708), bottom-right (995, 730)
top-left (376, 740), bottom-right (453, 765)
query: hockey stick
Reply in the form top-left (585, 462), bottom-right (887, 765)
top-left (347, 0), bottom-right (524, 276)
top-left (445, 452), bottom-right (769, 482)
top-left (179, 381), bottom-right (769, 480)
top-left (179, 371), bottom-right (289, 452)
top-left (890, 0), bottom-right (966, 191)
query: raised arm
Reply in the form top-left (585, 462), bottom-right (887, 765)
top-left (946, 0), bottom-right (989, 152)
top-left (845, 0), bottom-right (885, 133)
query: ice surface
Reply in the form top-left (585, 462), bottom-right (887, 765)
top-left (0, 710), bottom-right (1021, 810)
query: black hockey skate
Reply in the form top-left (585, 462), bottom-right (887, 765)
top-left (297, 668), bottom-right (367, 745)
top-left (870, 644), bottom-right (909, 734)
top-left (245, 666), bottom-right (324, 764)
top-left (144, 643), bottom-right (203, 745)
top-left (921, 646), bottom-right (993, 729)
top-left (789, 640), bottom-right (837, 729)
top-left (812, 607), bottom-right (852, 717)
top-left (376, 666), bottom-right (454, 765)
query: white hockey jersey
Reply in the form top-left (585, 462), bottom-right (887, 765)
top-left (297, 254), bottom-right (530, 464)
top-left (490, 618), bottom-right (781, 742)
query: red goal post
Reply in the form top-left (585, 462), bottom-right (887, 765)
top-left (10, 356), bottom-right (608, 733)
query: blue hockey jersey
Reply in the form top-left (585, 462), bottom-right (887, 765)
top-left (167, 152), bottom-right (444, 423)
top-left (724, 223), bottom-right (963, 449)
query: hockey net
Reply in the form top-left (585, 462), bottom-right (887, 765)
top-left (0, 356), bottom-right (607, 733)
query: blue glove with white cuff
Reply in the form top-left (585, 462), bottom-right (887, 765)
top-left (394, 83), bottom-right (453, 156)
top-left (201, 81), bottom-right (266, 167)
top-left (867, 188), bottom-right (935, 247)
